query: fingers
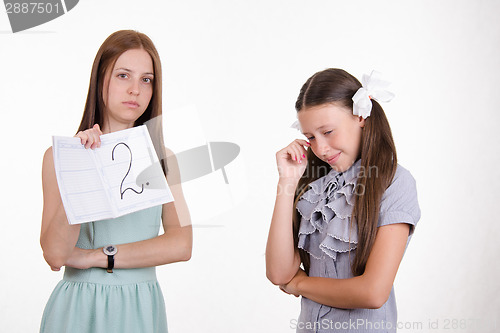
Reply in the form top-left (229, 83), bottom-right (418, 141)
top-left (285, 139), bottom-right (310, 164)
top-left (275, 139), bottom-right (311, 180)
top-left (76, 124), bottom-right (102, 149)
top-left (295, 139), bottom-right (310, 147)
top-left (279, 285), bottom-right (289, 294)
top-left (279, 285), bottom-right (299, 297)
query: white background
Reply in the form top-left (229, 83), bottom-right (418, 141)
top-left (1, 1), bottom-right (499, 332)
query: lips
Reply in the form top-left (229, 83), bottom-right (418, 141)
top-left (123, 101), bottom-right (139, 108)
top-left (326, 152), bottom-right (341, 164)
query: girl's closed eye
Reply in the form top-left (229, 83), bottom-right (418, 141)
top-left (324, 130), bottom-right (333, 135)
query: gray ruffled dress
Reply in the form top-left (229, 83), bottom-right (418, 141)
top-left (295, 160), bottom-right (420, 333)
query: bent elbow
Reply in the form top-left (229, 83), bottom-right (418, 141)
top-left (180, 246), bottom-right (192, 261)
top-left (266, 271), bottom-right (278, 285)
top-left (358, 273), bottom-right (392, 309)
top-left (40, 239), bottom-right (65, 270)
top-left (366, 297), bottom-right (386, 310)
top-left (42, 252), bottom-right (65, 271)
top-left (174, 242), bottom-right (192, 262)
top-left (266, 270), bottom-right (292, 286)
top-left (365, 287), bottom-right (390, 309)
top-left (179, 228), bottom-right (192, 262)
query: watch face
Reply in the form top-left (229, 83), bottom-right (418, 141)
top-left (103, 245), bottom-right (117, 256)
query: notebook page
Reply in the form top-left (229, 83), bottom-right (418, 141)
top-left (52, 136), bottom-right (113, 224)
top-left (53, 126), bottom-right (174, 224)
top-left (93, 126), bottom-right (174, 217)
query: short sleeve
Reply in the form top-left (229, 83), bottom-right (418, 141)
top-left (377, 165), bottom-right (421, 236)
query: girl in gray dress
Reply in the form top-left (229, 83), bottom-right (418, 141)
top-left (266, 68), bottom-right (420, 333)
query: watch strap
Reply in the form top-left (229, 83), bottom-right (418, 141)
top-left (103, 245), bottom-right (117, 273)
top-left (106, 254), bottom-right (114, 273)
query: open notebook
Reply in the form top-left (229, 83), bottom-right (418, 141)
top-left (52, 125), bottom-right (173, 224)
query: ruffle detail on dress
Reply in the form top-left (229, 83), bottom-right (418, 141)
top-left (297, 160), bottom-right (361, 260)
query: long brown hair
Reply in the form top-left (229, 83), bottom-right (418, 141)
top-left (77, 30), bottom-right (167, 174)
top-left (292, 68), bottom-right (397, 276)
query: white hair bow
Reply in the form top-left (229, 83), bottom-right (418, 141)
top-left (352, 70), bottom-right (394, 119)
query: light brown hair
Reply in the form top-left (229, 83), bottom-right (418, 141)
top-left (77, 30), bottom-right (167, 174)
top-left (293, 68), bottom-right (397, 276)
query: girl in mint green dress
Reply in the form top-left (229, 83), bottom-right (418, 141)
top-left (40, 30), bottom-right (192, 333)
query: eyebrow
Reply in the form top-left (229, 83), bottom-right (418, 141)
top-left (114, 67), bottom-right (154, 76)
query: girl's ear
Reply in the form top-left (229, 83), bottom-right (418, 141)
top-left (358, 116), bottom-right (366, 128)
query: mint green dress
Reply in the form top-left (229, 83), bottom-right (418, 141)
top-left (40, 206), bottom-right (168, 333)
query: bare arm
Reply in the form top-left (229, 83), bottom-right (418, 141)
top-left (104, 201), bottom-right (192, 269)
top-left (266, 139), bottom-right (309, 285)
top-left (65, 147), bottom-right (193, 270)
top-left (281, 223), bottom-right (410, 309)
top-left (108, 147), bottom-right (192, 268)
top-left (40, 147), bottom-right (81, 271)
top-left (265, 178), bottom-right (302, 284)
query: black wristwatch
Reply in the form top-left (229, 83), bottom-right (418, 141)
top-left (103, 245), bottom-right (117, 273)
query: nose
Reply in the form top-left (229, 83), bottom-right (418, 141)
top-left (314, 137), bottom-right (330, 158)
top-left (128, 79), bottom-right (140, 96)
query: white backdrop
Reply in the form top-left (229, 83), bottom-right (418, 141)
top-left (1, 1), bottom-right (499, 332)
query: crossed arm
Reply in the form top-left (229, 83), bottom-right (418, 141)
top-left (280, 223), bottom-right (410, 309)
top-left (40, 146), bottom-right (192, 271)
top-left (265, 179), bottom-right (410, 310)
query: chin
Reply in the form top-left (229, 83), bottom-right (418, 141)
top-left (331, 161), bottom-right (351, 173)
top-left (121, 111), bottom-right (145, 122)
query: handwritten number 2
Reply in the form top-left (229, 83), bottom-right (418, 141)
top-left (112, 142), bottom-right (144, 199)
